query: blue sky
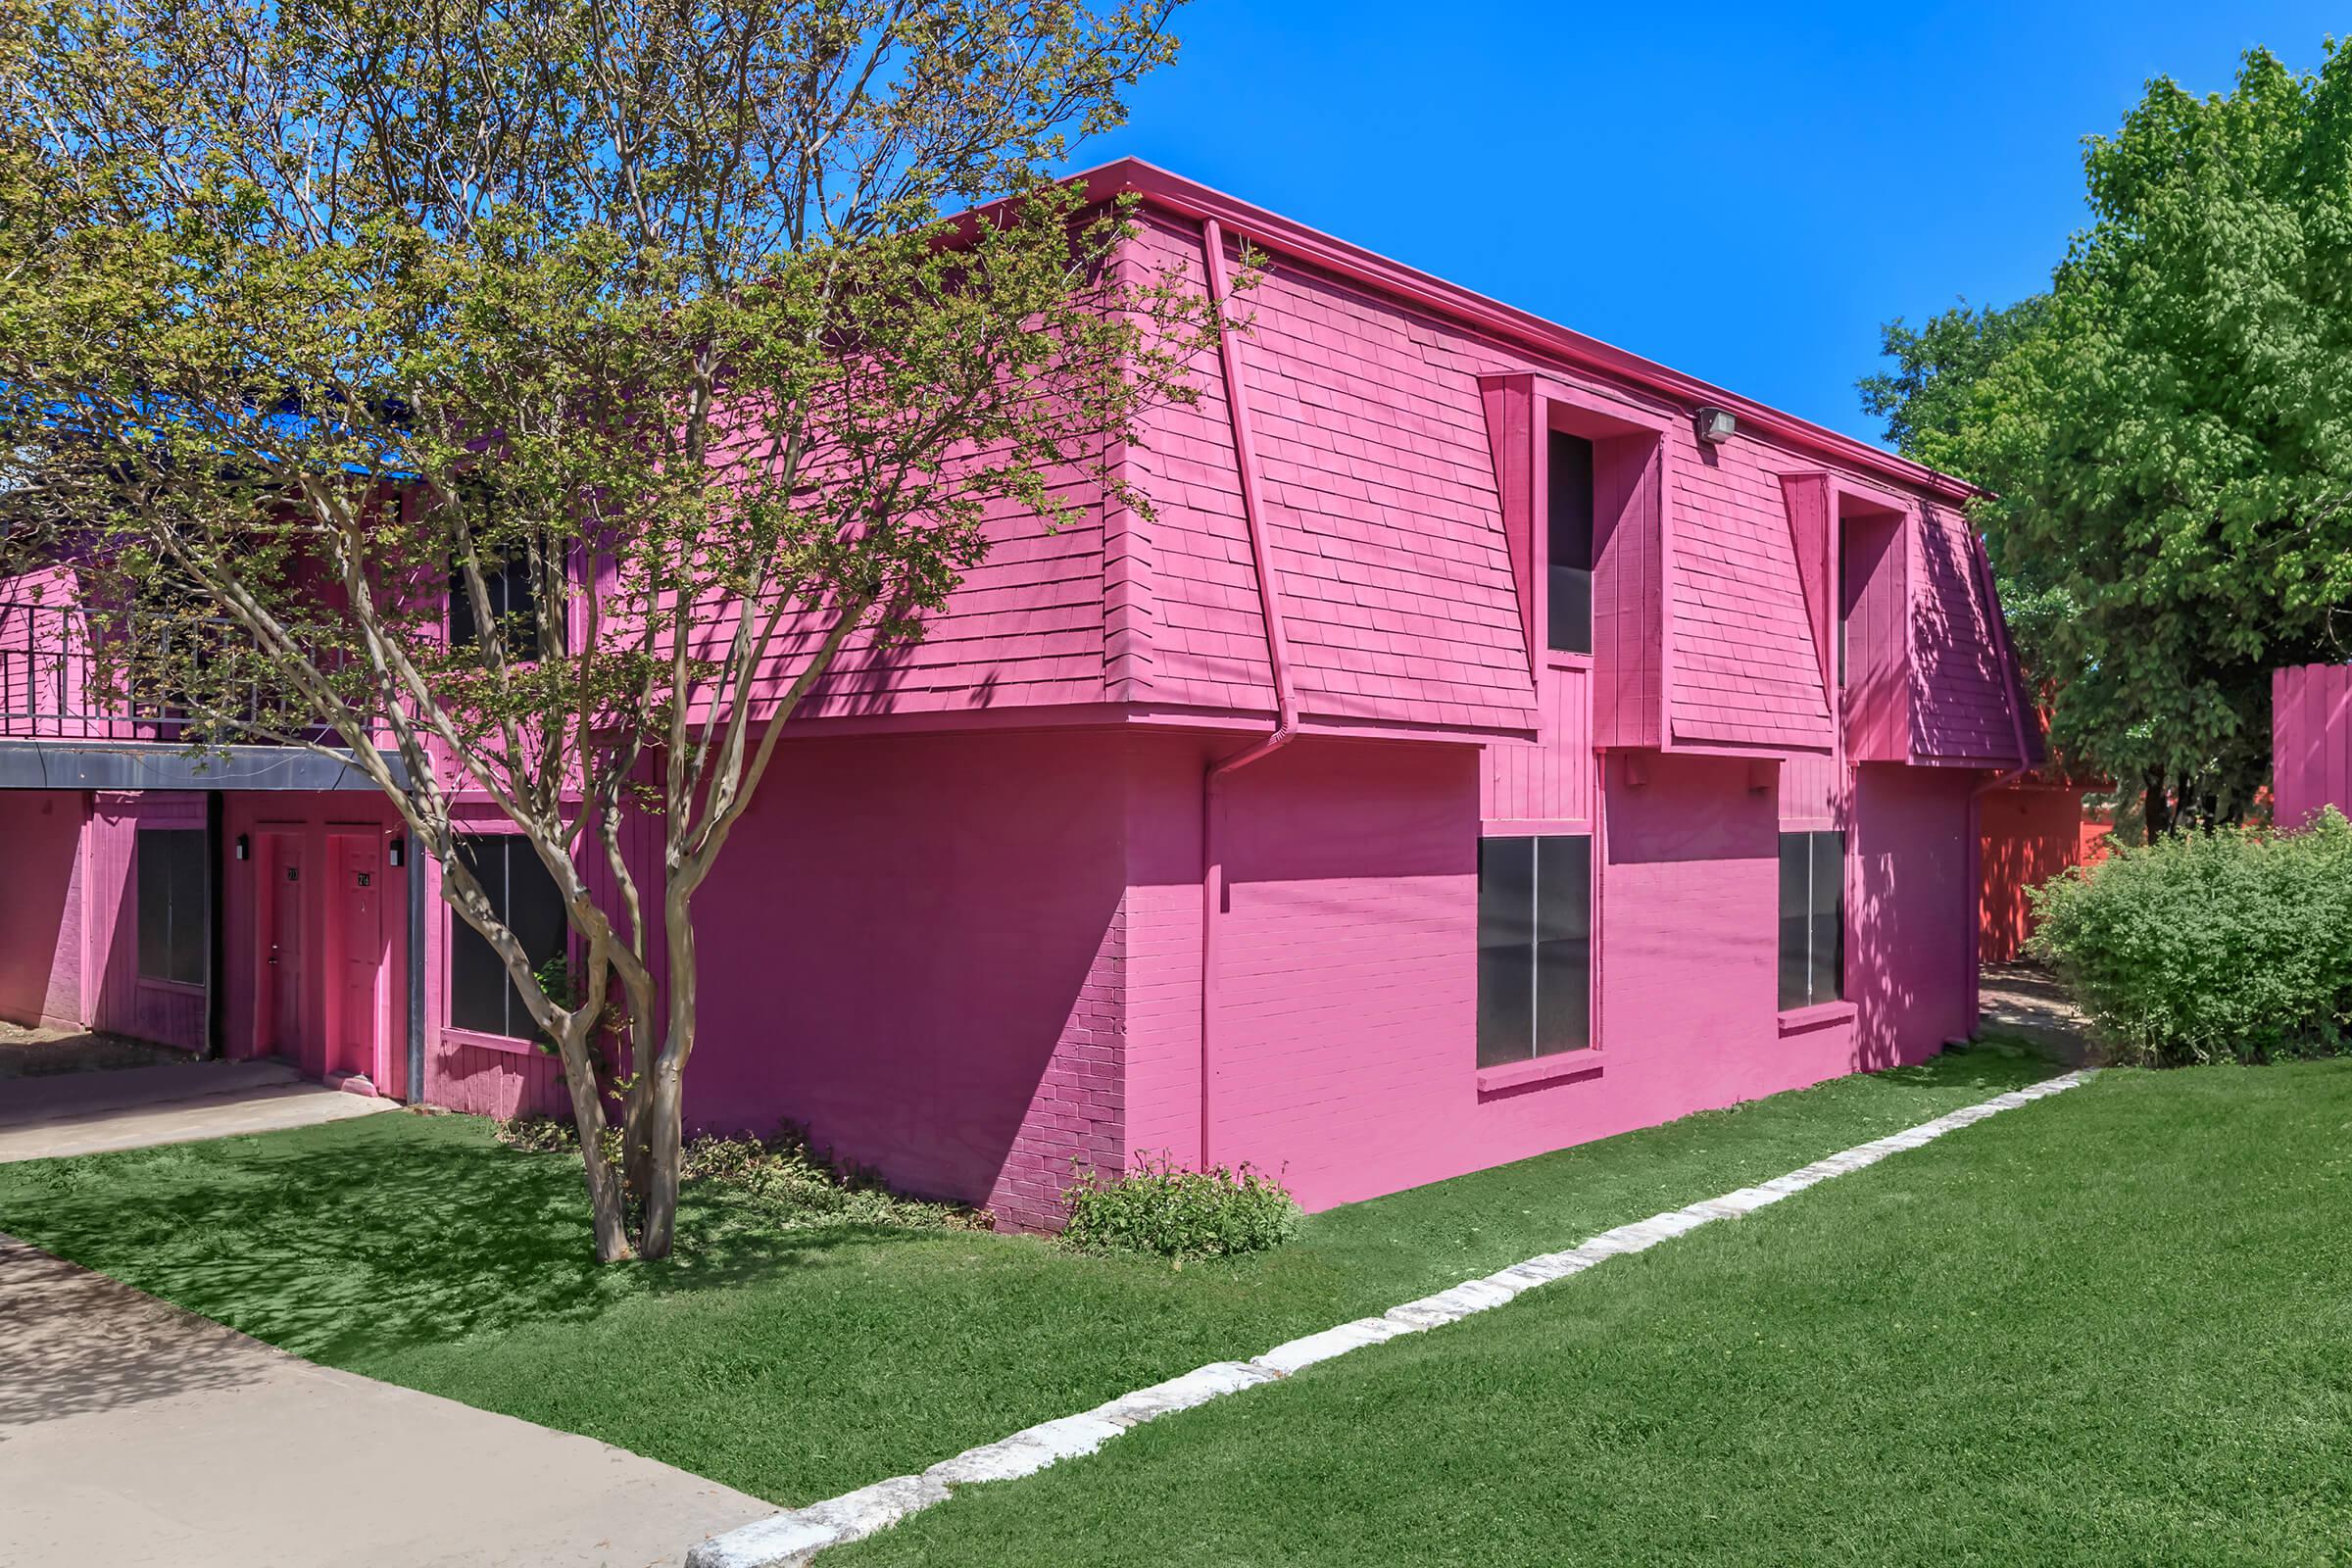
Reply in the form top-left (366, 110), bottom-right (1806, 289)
top-left (1057, 3), bottom-right (2340, 446)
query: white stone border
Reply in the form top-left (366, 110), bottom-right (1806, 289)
top-left (686, 1069), bottom-right (2093, 1568)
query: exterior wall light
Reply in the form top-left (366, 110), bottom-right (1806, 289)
top-left (234, 833), bottom-right (250, 861)
top-left (388, 837), bottom-right (406, 867)
top-left (1695, 406), bottom-right (1738, 446)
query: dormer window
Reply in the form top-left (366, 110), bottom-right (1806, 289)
top-left (1546, 430), bottom-right (1594, 656)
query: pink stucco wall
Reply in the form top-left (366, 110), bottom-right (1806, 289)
top-left (0, 790), bottom-right (88, 1030)
top-left (2274, 663), bottom-right (2352, 831)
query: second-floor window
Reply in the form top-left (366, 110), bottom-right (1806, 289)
top-left (1778, 830), bottom-right (1844, 1009)
top-left (448, 554), bottom-right (541, 654)
top-left (1546, 430), bottom-right (1594, 656)
top-left (1478, 833), bottom-right (1592, 1065)
top-left (447, 835), bottom-right (567, 1040)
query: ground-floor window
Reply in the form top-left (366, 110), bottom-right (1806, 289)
top-left (1778, 830), bottom-right (1845, 1009)
top-left (447, 835), bottom-right (566, 1039)
top-left (1478, 833), bottom-right (1592, 1066)
top-left (135, 827), bottom-right (209, 986)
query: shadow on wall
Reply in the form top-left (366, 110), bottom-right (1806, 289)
top-left (0, 793), bottom-right (81, 1030)
top-left (1911, 512), bottom-right (2030, 759)
top-left (681, 728), bottom-right (1128, 1224)
top-left (1846, 765), bottom-right (1976, 1075)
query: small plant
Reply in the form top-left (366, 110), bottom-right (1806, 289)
top-left (2029, 808), bottom-right (2352, 1065)
top-left (1061, 1152), bottom-right (1299, 1261)
top-left (494, 1115), bottom-right (986, 1235)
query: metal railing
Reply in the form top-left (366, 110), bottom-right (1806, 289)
top-left (0, 598), bottom-right (342, 746)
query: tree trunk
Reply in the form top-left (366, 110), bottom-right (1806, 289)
top-left (557, 1024), bottom-right (634, 1263)
top-left (2142, 768), bottom-right (2172, 841)
top-left (638, 879), bottom-right (700, 1260)
top-left (639, 1064), bottom-right (684, 1259)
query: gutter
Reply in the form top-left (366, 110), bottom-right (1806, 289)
top-left (1199, 216), bottom-right (1299, 1173)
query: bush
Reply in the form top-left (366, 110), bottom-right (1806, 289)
top-left (2028, 808), bottom-right (2352, 1064)
top-left (1060, 1152), bottom-right (1299, 1260)
top-left (493, 1116), bottom-right (987, 1234)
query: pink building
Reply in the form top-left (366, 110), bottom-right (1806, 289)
top-left (0, 164), bottom-right (2034, 1229)
top-left (2274, 662), bottom-right (2352, 830)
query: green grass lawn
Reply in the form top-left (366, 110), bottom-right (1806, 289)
top-left (831, 1058), bottom-right (2352, 1567)
top-left (0, 1047), bottom-right (2054, 1507)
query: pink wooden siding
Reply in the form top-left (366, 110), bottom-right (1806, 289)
top-left (1841, 507), bottom-right (1910, 763)
top-left (1120, 215), bottom-right (1538, 733)
top-left (1592, 436), bottom-right (1668, 751)
top-left (1481, 663), bottom-right (1595, 825)
top-left (1667, 445), bottom-right (1833, 752)
top-left (87, 795), bottom-right (210, 1051)
top-left (1910, 505), bottom-right (2021, 762)
top-left (2274, 662), bottom-right (2352, 829)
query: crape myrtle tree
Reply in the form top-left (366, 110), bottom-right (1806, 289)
top-left (1860, 44), bottom-right (2352, 837)
top-left (0, 0), bottom-right (1226, 1260)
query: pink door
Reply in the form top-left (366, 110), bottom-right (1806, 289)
top-left (264, 841), bottom-right (305, 1063)
top-left (332, 837), bottom-right (384, 1082)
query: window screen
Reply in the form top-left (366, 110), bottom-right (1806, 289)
top-left (447, 836), bottom-right (567, 1037)
top-left (1546, 430), bottom-right (1594, 655)
top-left (1778, 830), bottom-right (1845, 1009)
top-left (1478, 833), bottom-right (1592, 1067)
top-left (135, 828), bottom-right (209, 987)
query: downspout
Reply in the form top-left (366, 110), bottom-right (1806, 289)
top-left (1200, 217), bottom-right (1299, 1172)
top-left (406, 834), bottom-right (426, 1103)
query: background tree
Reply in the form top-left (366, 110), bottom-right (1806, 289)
top-left (0, 0), bottom-right (1221, 1260)
top-left (1860, 42), bottom-right (2352, 838)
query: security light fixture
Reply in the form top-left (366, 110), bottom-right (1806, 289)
top-left (388, 837), bottom-right (406, 868)
top-left (1694, 407), bottom-right (1737, 446)
top-left (234, 834), bottom-right (250, 861)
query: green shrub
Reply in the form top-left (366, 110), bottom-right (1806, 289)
top-left (2028, 808), bottom-right (2352, 1064)
top-left (1060, 1152), bottom-right (1299, 1260)
top-left (493, 1116), bottom-right (986, 1234)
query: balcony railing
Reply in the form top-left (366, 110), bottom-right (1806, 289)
top-left (0, 598), bottom-right (336, 746)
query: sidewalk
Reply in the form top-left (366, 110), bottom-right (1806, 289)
top-left (0, 1233), bottom-right (774, 1566)
top-left (0, 1058), bottom-right (396, 1162)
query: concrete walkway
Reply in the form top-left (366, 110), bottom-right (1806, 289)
top-left (0, 1233), bottom-right (775, 1566)
top-left (0, 1058), bottom-right (396, 1162)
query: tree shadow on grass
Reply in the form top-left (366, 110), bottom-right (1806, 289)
top-left (0, 1110), bottom-right (964, 1370)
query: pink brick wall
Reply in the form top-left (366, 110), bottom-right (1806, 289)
top-left (685, 727), bottom-right (1130, 1230)
top-left (1119, 735), bottom-right (1968, 1216)
top-left (2274, 663), bottom-right (2352, 830)
top-left (1848, 764), bottom-right (1978, 1054)
top-left (0, 790), bottom-right (88, 1030)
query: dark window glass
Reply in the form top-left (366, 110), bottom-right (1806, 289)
top-left (1778, 830), bottom-right (1845, 1010)
top-left (1478, 832), bottom-right (1592, 1066)
top-left (447, 836), bottom-right (567, 1038)
top-left (135, 829), bottom-right (209, 987)
top-left (1546, 430), bottom-right (1594, 655)
top-left (1811, 830), bottom-right (1844, 1006)
top-left (1476, 837), bottom-right (1536, 1068)
top-left (1535, 834), bottom-right (1592, 1054)
top-left (448, 555), bottom-right (539, 654)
